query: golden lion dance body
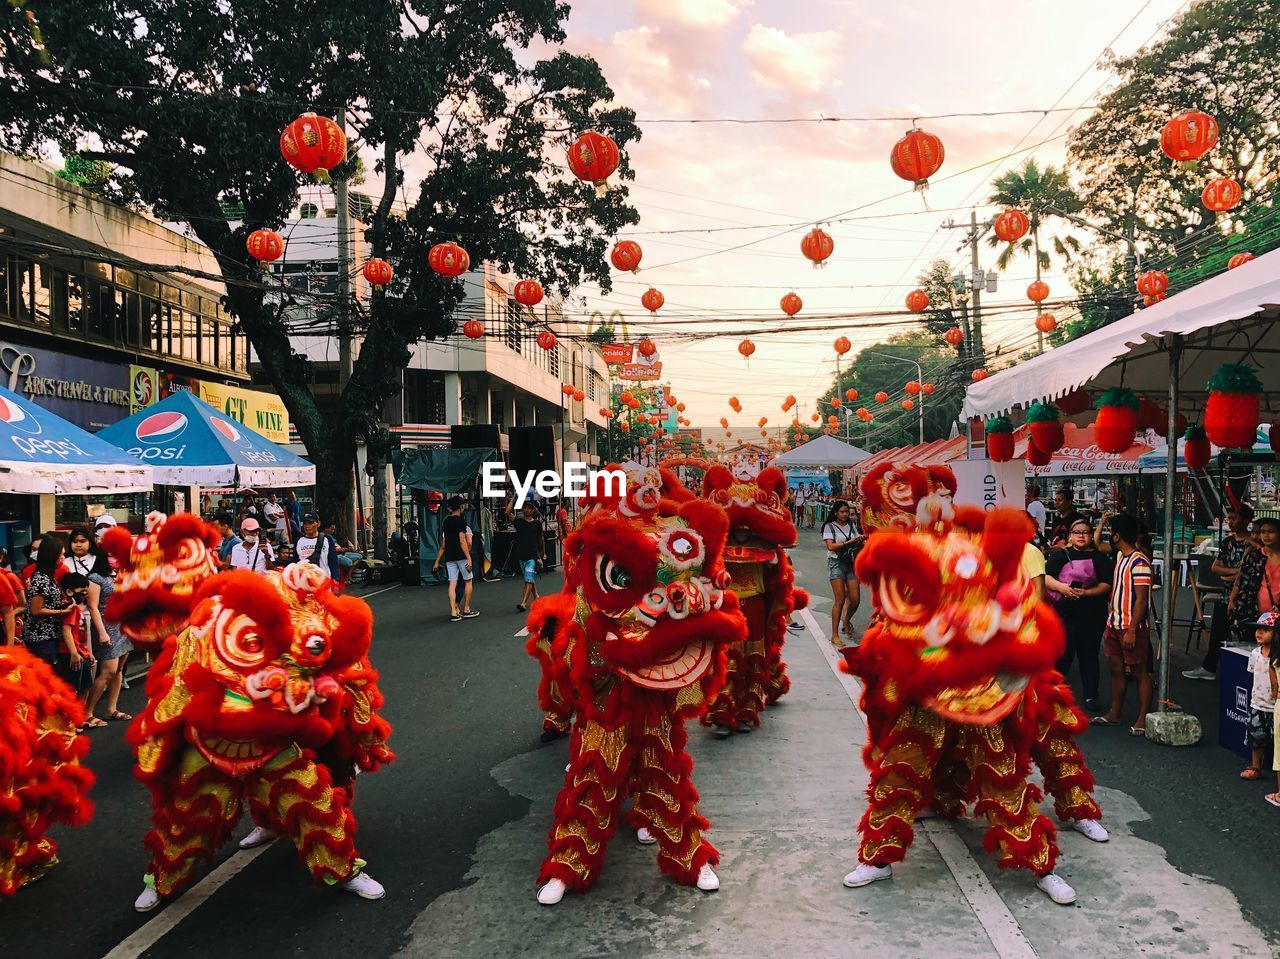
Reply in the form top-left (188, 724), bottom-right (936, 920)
top-left (102, 513), bottom-right (393, 910)
top-left (0, 643), bottom-right (94, 895)
top-left (701, 462), bottom-right (807, 735)
top-left (841, 502), bottom-right (1104, 904)
top-left (525, 466), bottom-right (746, 904)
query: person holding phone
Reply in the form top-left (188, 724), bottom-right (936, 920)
top-left (822, 500), bottom-right (866, 643)
top-left (229, 518), bottom-right (275, 572)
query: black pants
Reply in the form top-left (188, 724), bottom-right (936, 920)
top-left (1055, 618), bottom-right (1103, 702)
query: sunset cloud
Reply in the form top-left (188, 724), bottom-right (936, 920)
top-left (742, 24), bottom-right (845, 97)
top-left (634, 0), bottom-right (754, 30)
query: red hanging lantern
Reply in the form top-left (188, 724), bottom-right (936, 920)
top-left (638, 337), bottom-right (657, 358)
top-left (1160, 110), bottom-right (1219, 167)
top-left (536, 330), bottom-right (558, 351)
top-left (676, 402), bottom-right (686, 413)
top-left (1027, 280), bottom-right (1049, 303)
top-left (1136, 270), bottom-right (1168, 297)
top-left (856, 407), bottom-right (870, 421)
top-left (874, 391), bottom-right (888, 404)
top-left (566, 131), bottom-right (621, 194)
top-left (993, 209), bottom-right (1030, 244)
top-left (890, 128), bottom-right (945, 189)
top-left (905, 289), bottom-right (930, 313)
top-left (641, 288), bottom-right (665, 313)
top-left (901, 399), bottom-right (914, 412)
top-left (610, 240), bottom-right (643, 273)
top-left (1184, 425), bottom-right (1212, 470)
top-left (573, 388), bottom-right (585, 402)
top-left (1228, 252), bottom-right (1255, 270)
top-left (462, 319), bottom-right (485, 340)
top-left (1204, 363), bottom-right (1262, 449)
top-left (279, 112), bottom-right (347, 177)
top-left (810, 413), bottom-right (820, 423)
top-left (245, 228), bottom-right (284, 264)
top-left (1202, 177), bottom-right (1242, 213)
top-left (1093, 388), bottom-right (1140, 454)
top-left (619, 390), bottom-right (634, 404)
top-left (971, 369), bottom-right (988, 382)
top-left (758, 417), bottom-right (768, 427)
top-left (362, 258), bottom-right (393, 289)
top-left (1035, 313), bottom-right (1057, 334)
top-left (801, 228), bottom-right (834, 268)
top-left (845, 388), bottom-right (859, 402)
top-left (738, 339), bottom-right (756, 359)
top-left (985, 417), bottom-right (1015, 463)
top-left (944, 327), bottom-right (964, 347)
top-left (514, 279), bottom-right (544, 307)
top-left (620, 421), bottom-right (630, 433)
top-left (830, 397), bottom-right (842, 409)
top-left (922, 383), bottom-right (935, 396)
top-left (780, 292), bottom-right (803, 316)
top-left (905, 381), bottom-right (921, 395)
top-left (1026, 402), bottom-right (1064, 454)
top-left (429, 241), bottom-right (470, 278)
top-left (828, 415), bottom-right (839, 426)
top-left (833, 336), bottom-right (852, 356)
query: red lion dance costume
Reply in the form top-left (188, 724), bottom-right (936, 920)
top-left (859, 461), bottom-right (958, 534)
top-left (0, 643), bottom-right (94, 895)
top-left (102, 513), bottom-right (393, 912)
top-left (525, 465), bottom-right (746, 905)
top-left (701, 461), bottom-right (807, 736)
top-left (841, 499), bottom-right (1105, 906)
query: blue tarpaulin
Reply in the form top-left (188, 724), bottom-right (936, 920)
top-left (97, 390), bottom-right (314, 487)
top-left (0, 384), bottom-right (152, 494)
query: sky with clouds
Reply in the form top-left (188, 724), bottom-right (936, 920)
top-left (556, 0), bottom-right (1190, 440)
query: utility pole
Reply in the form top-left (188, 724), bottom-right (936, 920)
top-left (942, 210), bottom-right (991, 364)
top-left (334, 108), bottom-right (360, 549)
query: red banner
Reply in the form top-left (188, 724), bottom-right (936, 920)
top-left (600, 343), bottom-right (633, 364)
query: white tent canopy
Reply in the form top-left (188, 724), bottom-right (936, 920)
top-left (963, 246), bottom-right (1280, 419)
top-left (771, 435), bottom-right (872, 468)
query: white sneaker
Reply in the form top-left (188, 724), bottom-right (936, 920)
top-left (537, 878), bottom-right (567, 905)
top-left (696, 864), bottom-right (719, 891)
top-left (1070, 818), bottom-right (1110, 843)
top-left (340, 871), bottom-right (386, 900)
top-left (843, 862), bottom-right (892, 887)
top-left (134, 885), bottom-right (161, 913)
top-left (1036, 872), bottom-right (1077, 905)
top-left (1181, 667), bottom-right (1216, 681)
top-left (637, 827), bottom-right (658, 845)
top-left (238, 825), bottom-right (276, 849)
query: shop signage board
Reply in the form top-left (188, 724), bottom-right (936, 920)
top-left (0, 341), bottom-right (130, 429)
top-left (600, 343), bottom-right (633, 364)
top-left (198, 380), bottom-right (289, 443)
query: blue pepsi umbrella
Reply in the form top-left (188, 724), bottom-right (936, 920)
top-left (96, 389), bottom-right (314, 487)
top-left (0, 384), bottom-right (151, 494)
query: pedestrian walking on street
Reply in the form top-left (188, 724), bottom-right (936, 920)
top-left (507, 499), bottom-right (546, 613)
top-left (1093, 513), bottom-right (1154, 735)
top-left (822, 500), bottom-right (864, 642)
top-left (433, 496), bottom-right (479, 622)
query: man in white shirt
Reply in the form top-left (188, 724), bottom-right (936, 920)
top-left (293, 512), bottom-right (339, 579)
top-left (263, 493), bottom-right (289, 546)
top-left (1025, 484), bottom-right (1047, 538)
top-left (229, 518), bottom-right (275, 572)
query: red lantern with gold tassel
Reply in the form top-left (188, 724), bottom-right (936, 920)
top-left (890, 128), bottom-right (945, 188)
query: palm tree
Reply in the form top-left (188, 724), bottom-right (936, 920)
top-left (987, 159), bottom-right (1083, 350)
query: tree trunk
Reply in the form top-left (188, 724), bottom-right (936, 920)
top-left (369, 431), bottom-right (391, 561)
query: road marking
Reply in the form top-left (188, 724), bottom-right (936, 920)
top-left (101, 842), bottom-right (277, 959)
top-left (515, 627), bottom-right (529, 637)
top-left (360, 584), bottom-right (400, 600)
top-left (801, 605), bottom-right (1039, 959)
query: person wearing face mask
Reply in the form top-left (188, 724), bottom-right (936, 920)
top-left (228, 518), bottom-right (274, 572)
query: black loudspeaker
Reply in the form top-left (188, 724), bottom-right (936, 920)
top-left (450, 424), bottom-right (502, 450)
top-left (508, 426), bottom-right (557, 476)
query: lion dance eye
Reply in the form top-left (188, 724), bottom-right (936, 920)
top-left (595, 557), bottom-right (632, 593)
top-left (212, 609), bottom-right (266, 669)
top-left (304, 635), bottom-right (327, 657)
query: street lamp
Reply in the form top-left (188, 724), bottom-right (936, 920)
top-left (861, 350), bottom-right (925, 445)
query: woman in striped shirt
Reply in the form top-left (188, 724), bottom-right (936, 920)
top-left (1093, 513), bottom-right (1153, 735)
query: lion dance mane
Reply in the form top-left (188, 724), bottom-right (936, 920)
top-left (842, 498), bottom-right (1101, 876)
top-left (103, 513), bottom-right (392, 897)
top-left (700, 461), bottom-right (808, 731)
top-left (525, 465), bottom-right (746, 895)
top-left (0, 641), bottom-right (94, 895)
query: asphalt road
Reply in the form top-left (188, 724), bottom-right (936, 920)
top-left (4, 540), bottom-right (1279, 958)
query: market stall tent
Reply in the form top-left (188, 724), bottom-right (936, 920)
top-left (0, 384), bottom-right (152, 494)
top-left (96, 390), bottom-right (314, 487)
top-left (771, 434), bottom-right (871, 469)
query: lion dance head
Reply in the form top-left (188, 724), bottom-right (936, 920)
top-left (859, 462), bottom-right (958, 534)
top-left (702, 463), bottom-right (797, 563)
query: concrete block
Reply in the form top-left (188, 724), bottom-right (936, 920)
top-left (1144, 710), bottom-right (1202, 746)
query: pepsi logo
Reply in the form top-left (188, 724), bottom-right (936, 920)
top-left (212, 418), bottom-right (240, 443)
top-left (0, 395), bottom-right (42, 435)
top-left (136, 411), bottom-right (188, 443)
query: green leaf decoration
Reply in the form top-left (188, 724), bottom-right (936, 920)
top-left (986, 416), bottom-right (1015, 434)
top-left (1025, 401), bottom-right (1061, 424)
top-left (1096, 387), bottom-right (1139, 411)
top-left (1184, 424), bottom-right (1206, 441)
top-left (1206, 363), bottom-right (1262, 395)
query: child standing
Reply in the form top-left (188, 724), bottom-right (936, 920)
top-left (58, 572), bottom-right (96, 727)
top-left (1244, 611), bottom-right (1276, 781)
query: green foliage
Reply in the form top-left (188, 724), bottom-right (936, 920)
top-left (54, 152), bottom-right (112, 189)
top-left (986, 159), bottom-right (1082, 274)
top-left (0, 0), bottom-right (640, 516)
top-left (588, 325), bottom-right (615, 344)
top-left (1097, 387), bottom-right (1140, 411)
top-left (1184, 424), bottom-right (1206, 441)
top-left (1207, 363), bottom-right (1262, 394)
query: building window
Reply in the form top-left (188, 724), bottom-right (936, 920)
top-left (403, 369), bottom-right (445, 424)
top-left (33, 262), bottom-right (53, 327)
top-left (505, 300), bottom-right (521, 353)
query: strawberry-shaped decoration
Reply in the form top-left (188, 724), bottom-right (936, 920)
top-left (1026, 401), bottom-right (1064, 454)
top-left (1137, 396), bottom-right (1164, 433)
top-left (1093, 388), bottom-right (1140, 454)
top-left (1204, 364), bottom-right (1262, 449)
top-left (1026, 440), bottom-right (1052, 467)
top-left (1183, 425), bottom-right (1211, 470)
top-left (985, 416), bottom-right (1015, 462)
